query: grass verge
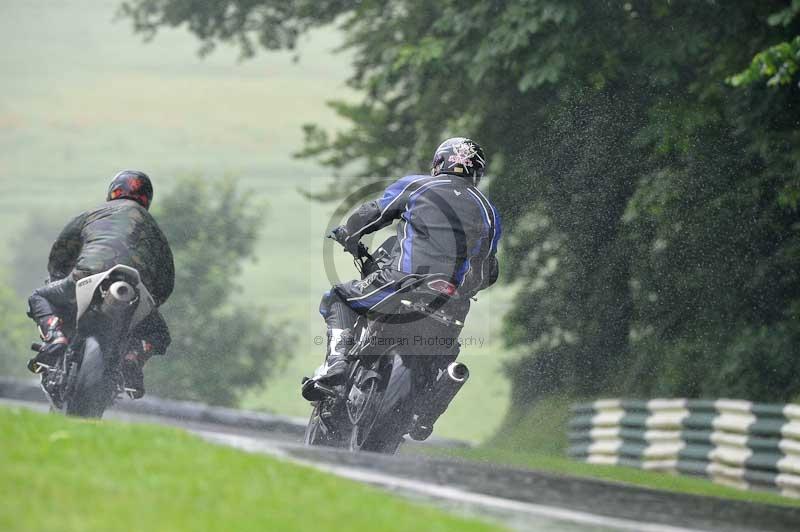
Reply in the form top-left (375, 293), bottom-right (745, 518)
top-left (0, 406), bottom-right (499, 532)
top-left (485, 394), bottom-right (575, 455)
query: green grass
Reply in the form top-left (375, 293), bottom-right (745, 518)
top-left (486, 394), bottom-right (575, 455)
top-left (0, 406), bottom-right (500, 532)
top-left (0, 0), bottom-right (519, 443)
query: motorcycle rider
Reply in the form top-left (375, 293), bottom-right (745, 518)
top-left (303, 137), bottom-right (501, 401)
top-left (26, 170), bottom-right (174, 399)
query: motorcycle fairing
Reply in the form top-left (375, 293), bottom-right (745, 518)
top-left (74, 264), bottom-right (155, 326)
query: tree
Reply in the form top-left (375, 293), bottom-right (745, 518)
top-left (729, 1), bottom-right (800, 89)
top-left (2, 213), bottom-right (72, 376)
top-left (9, 212), bottom-right (74, 298)
top-left (120, 1), bottom-right (800, 410)
top-left (0, 270), bottom-right (34, 377)
top-left (149, 176), bottom-right (289, 405)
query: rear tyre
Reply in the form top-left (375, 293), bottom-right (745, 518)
top-left (359, 354), bottom-right (416, 454)
top-left (360, 398), bottom-right (414, 454)
top-left (65, 337), bottom-right (113, 418)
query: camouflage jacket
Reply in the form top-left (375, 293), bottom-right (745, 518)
top-left (48, 199), bottom-right (174, 306)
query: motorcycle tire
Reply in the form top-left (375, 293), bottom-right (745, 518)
top-left (64, 337), bottom-right (113, 418)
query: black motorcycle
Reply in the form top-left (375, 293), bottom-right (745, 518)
top-left (304, 238), bottom-right (470, 453)
top-left (30, 265), bottom-right (155, 418)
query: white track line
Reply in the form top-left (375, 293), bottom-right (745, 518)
top-left (196, 430), bottom-right (710, 532)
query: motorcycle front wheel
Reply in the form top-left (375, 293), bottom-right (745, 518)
top-left (304, 403), bottom-right (325, 445)
top-left (347, 378), bottom-right (381, 451)
top-left (304, 402), bottom-right (345, 448)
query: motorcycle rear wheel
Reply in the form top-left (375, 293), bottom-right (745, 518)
top-left (64, 337), bottom-right (113, 418)
top-left (359, 398), bottom-right (414, 454)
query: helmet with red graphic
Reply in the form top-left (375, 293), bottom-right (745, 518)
top-left (106, 170), bottom-right (154, 210)
top-left (431, 137), bottom-right (487, 185)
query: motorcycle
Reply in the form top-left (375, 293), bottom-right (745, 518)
top-left (30, 264), bottom-right (155, 418)
top-left (304, 238), bottom-right (470, 454)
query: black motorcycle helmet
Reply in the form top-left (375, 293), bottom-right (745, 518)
top-left (431, 137), bottom-right (487, 185)
top-left (106, 170), bottom-right (154, 210)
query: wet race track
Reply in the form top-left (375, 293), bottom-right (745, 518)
top-left (1, 381), bottom-right (798, 532)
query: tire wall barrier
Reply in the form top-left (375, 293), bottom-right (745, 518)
top-left (568, 399), bottom-right (800, 499)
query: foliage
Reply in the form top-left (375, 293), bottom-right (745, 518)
top-left (9, 212), bottom-right (72, 298)
top-left (119, 0), bottom-right (347, 58)
top-left (729, 35), bottom-right (800, 88)
top-left (0, 271), bottom-right (32, 376)
top-left (729, 1), bottom-right (800, 88)
top-left (149, 176), bottom-right (289, 405)
top-left (3, 211), bottom-right (79, 377)
top-left (120, 1), bottom-right (800, 409)
top-left (0, 406), bottom-right (497, 532)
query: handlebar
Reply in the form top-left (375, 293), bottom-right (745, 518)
top-left (327, 230), bottom-right (372, 260)
top-left (354, 242), bottom-right (370, 260)
top-left (327, 230), bottom-right (376, 278)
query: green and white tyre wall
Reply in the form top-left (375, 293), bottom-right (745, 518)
top-left (568, 399), bottom-right (800, 498)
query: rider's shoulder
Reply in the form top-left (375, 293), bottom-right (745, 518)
top-left (83, 199), bottom-right (150, 225)
top-left (468, 185), bottom-right (501, 218)
top-left (382, 174), bottom-right (433, 198)
top-left (393, 174), bottom-right (433, 185)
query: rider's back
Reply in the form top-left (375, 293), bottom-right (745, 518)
top-left (48, 199), bottom-right (174, 305)
top-left (384, 174), bottom-right (500, 296)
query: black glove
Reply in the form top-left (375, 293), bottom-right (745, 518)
top-left (329, 226), bottom-right (360, 256)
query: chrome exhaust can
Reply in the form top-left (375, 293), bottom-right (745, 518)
top-left (108, 281), bottom-right (136, 303)
top-left (444, 361), bottom-right (469, 383)
top-left (100, 280), bottom-right (137, 318)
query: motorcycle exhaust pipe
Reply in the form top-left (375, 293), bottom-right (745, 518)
top-left (409, 361), bottom-right (469, 441)
top-left (429, 361), bottom-right (469, 415)
top-left (109, 281), bottom-right (136, 303)
top-left (100, 280), bottom-right (137, 316)
top-left (445, 361), bottom-right (469, 382)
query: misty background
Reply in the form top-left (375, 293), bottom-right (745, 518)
top-left (0, 0), bottom-right (514, 442)
top-left (2, 0), bottom-right (798, 456)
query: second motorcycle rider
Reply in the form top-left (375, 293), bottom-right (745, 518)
top-left (303, 137), bottom-right (502, 402)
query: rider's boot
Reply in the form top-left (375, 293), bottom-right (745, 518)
top-left (27, 316), bottom-right (69, 373)
top-left (319, 328), bottom-right (352, 381)
top-left (302, 328), bottom-right (353, 401)
top-left (121, 339), bottom-right (152, 399)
